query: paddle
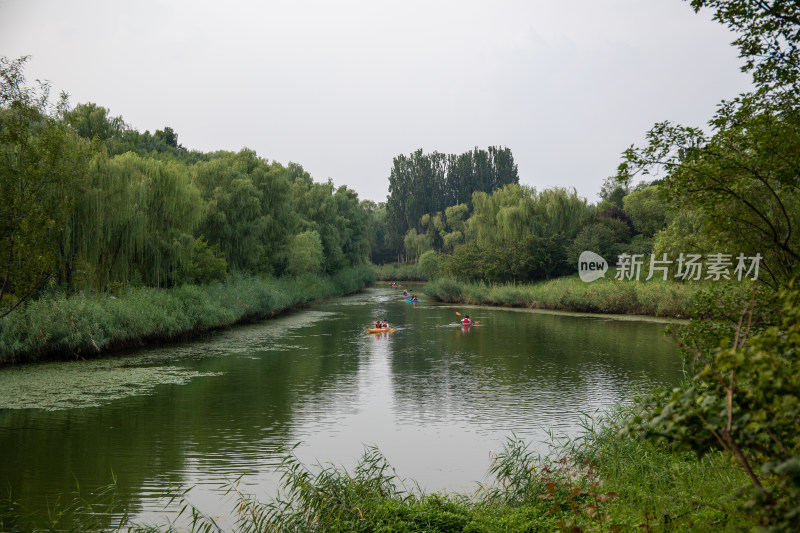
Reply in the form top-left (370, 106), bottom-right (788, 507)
top-left (455, 311), bottom-right (479, 325)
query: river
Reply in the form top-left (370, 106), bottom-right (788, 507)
top-left (0, 286), bottom-right (683, 529)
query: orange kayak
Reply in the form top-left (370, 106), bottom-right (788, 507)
top-left (368, 327), bottom-right (393, 333)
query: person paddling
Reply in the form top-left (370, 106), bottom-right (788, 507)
top-left (461, 315), bottom-right (472, 326)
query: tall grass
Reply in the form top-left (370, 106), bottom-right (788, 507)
top-left (560, 403), bottom-right (752, 531)
top-left (373, 262), bottom-right (426, 281)
top-left (0, 266), bottom-right (375, 364)
top-left (424, 276), bottom-right (700, 317)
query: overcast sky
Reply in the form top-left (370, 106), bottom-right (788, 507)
top-left (2, 0), bottom-right (753, 203)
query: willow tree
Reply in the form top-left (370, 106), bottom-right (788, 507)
top-left (192, 150), bottom-right (294, 273)
top-left (0, 56), bottom-right (89, 315)
top-left (443, 184), bottom-right (587, 281)
top-left (285, 230), bottom-right (324, 276)
top-left (441, 203), bottom-right (469, 252)
top-left (59, 152), bottom-right (203, 290)
top-left (386, 146), bottom-right (519, 259)
top-left (291, 177), bottom-right (371, 274)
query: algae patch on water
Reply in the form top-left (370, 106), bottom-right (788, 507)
top-left (0, 309), bottom-right (339, 411)
top-left (0, 359), bottom-right (222, 411)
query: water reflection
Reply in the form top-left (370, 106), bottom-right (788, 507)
top-left (0, 287), bottom-right (682, 527)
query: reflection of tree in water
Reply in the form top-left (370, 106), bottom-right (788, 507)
top-left (0, 310), bottom-right (365, 529)
top-left (0, 292), bottom-right (681, 528)
top-left (388, 307), bottom-right (680, 433)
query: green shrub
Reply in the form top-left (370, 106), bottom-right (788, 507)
top-left (423, 277), bottom-right (463, 302)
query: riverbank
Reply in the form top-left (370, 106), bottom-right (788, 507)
top-left (423, 276), bottom-right (700, 318)
top-left (0, 266), bottom-right (375, 365)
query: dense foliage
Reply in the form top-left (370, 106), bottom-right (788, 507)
top-left (384, 147), bottom-right (519, 259)
top-left (610, 1), bottom-right (800, 530)
top-left (623, 283), bottom-right (800, 530)
top-left (0, 57), bottom-right (375, 319)
top-left (0, 57), bottom-right (90, 316)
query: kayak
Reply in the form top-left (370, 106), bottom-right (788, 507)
top-left (406, 298), bottom-right (422, 302)
top-left (368, 327), bottom-right (393, 333)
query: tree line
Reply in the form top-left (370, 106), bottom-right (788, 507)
top-left (382, 146), bottom-right (519, 260)
top-left (0, 56), bottom-right (372, 316)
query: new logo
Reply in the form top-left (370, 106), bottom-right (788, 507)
top-left (578, 251), bottom-right (608, 282)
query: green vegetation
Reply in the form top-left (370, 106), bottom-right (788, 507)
top-left (1, 56), bottom-right (377, 363)
top-left (424, 276), bottom-right (698, 317)
top-left (1, 57), bottom-right (375, 321)
top-left (385, 147), bottom-right (519, 261)
top-left (0, 266), bottom-right (374, 364)
top-left (1, 0), bottom-right (799, 529)
top-left (374, 262), bottom-right (426, 282)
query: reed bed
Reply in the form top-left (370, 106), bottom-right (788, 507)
top-left (0, 266), bottom-right (375, 364)
top-left (424, 276), bottom-right (699, 318)
top-left (373, 262), bottom-right (425, 282)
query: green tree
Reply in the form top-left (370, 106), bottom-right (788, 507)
top-left (0, 56), bottom-right (89, 315)
top-left (598, 175), bottom-right (629, 209)
top-left (291, 177), bottom-right (371, 274)
top-left (175, 237), bottom-right (228, 285)
top-left (285, 230), bottom-right (324, 276)
top-left (618, 94), bottom-right (800, 286)
top-left (64, 102), bottom-right (125, 142)
top-left (440, 205), bottom-right (468, 252)
top-left (622, 184), bottom-right (671, 237)
top-left (61, 152), bottom-right (203, 290)
top-left (193, 150), bottom-right (293, 273)
top-left (364, 201), bottom-right (394, 264)
top-left (567, 218), bottom-right (632, 266)
top-left (686, 0), bottom-right (800, 91)
top-left (417, 249), bottom-right (439, 279)
top-left (618, 1), bottom-right (800, 286)
top-left (403, 228), bottom-right (431, 264)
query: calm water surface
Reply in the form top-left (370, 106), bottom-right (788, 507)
top-left (0, 286), bottom-right (683, 528)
